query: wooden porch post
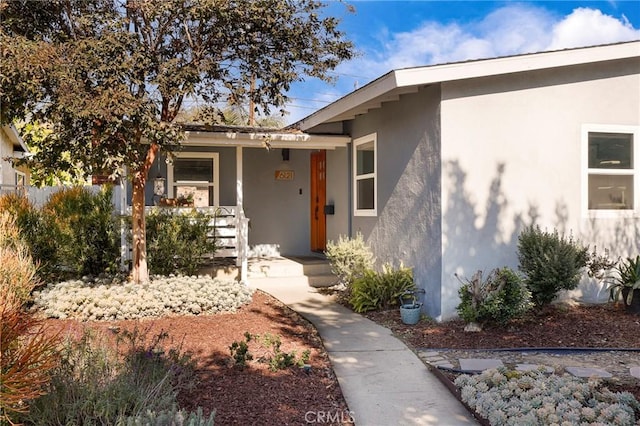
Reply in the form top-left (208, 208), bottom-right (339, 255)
top-left (236, 146), bottom-right (248, 283)
top-left (119, 168), bottom-right (129, 272)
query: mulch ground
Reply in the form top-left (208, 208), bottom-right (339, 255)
top-left (43, 290), bottom-right (349, 425)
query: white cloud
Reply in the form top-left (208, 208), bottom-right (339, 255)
top-left (348, 5), bottom-right (639, 78)
top-left (549, 7), bottom-right (640, 49)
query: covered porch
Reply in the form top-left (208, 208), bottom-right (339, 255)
top-left (120, 125), bottom-right (350, 283)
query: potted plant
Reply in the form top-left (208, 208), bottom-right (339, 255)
top-left (176, 193), bottom-right (194, 207)
top-left (607, 255), bottom-right (640, 314)
top-left (399, 290), bottom-right (423, 325)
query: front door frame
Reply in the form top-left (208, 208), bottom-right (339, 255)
top-left (310, 150), bottom-right (326, 252)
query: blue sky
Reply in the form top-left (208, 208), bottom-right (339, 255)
top-left (283, 0), bottom-right (640, 124)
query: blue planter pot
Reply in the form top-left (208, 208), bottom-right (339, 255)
top-left (400, 303), bottom-right (422, 325)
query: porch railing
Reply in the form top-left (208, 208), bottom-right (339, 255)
top-left (122, 205), bottom-right (242, 259)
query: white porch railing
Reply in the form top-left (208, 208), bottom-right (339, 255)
top-left (122, 205), bottom-right (240, 258)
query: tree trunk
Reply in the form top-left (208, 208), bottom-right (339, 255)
top-left (130, 143), bottom-right (160, 284)
top-left (131, 171), bottom-right (149, 283)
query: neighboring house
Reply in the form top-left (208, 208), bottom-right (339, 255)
top-left (141, 41), bottom-right (639, 320)
top-left (0, 124), bottom-right (30, 194)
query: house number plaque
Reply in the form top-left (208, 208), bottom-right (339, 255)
top-left (275, 170), bottom-right (294, 180)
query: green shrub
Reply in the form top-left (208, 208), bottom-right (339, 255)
top-left (42, 186), bottom-right (120, 277)
top-left (0, 193), bottom-right (59, 279)
top-left (349, 264), bottom-right (416, 313)
top-left (229, 332), bottom-right (311, 372)
top-left (517, 226), bottom-right (589, 306)
top-left (456, 268), bottom-right (532, 326)
top-left (229, 332), bottom-right (254, 369)
top-left (259, 333), bottom-right (311, 372)
top-left (21, 327), bottom-right (204, 426)
top-left (325, 232), bottom-right (374, 291)
top-left (145, 209), bottom-right (219, 276)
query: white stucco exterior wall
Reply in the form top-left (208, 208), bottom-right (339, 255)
top-left (325, 147), bottom-right (349, 242)
top-left (439, 58), bottom-right (640, 319)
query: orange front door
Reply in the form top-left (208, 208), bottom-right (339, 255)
top-left (310, 150), bottom-right (326, 252)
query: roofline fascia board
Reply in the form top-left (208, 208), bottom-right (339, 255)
top-left (3, 124), bottom-right (30, 153)
top-left (184, 131), bottom-right (350, 149)
top-left (394, 41), bottom-right (640, 87)
top-left (298, 71), bottom-right (399, 130)
top-left (298, 41), bottom-right (640, 131)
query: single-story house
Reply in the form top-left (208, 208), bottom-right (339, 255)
top-left (0, 124), bottom-right (30, 194)
top-left (139, 40), bottom-right (639, 320)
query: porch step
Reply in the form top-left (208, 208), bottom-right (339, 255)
top-left (247, 256), bottom-right (337, 288)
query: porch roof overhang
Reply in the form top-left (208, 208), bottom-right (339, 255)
top-left (182, 124), bottom-right (350, 150)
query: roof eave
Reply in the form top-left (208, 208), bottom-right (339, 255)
top-left (296, 41), bottom-right (640, 131)
top-left (184, 130), bottom-right (350, 150)
top-left (3, 124), bottom-right (30, 153)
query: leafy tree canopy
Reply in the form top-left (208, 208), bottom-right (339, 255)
top-left (0, 0), bottom-right (354, 282)
top-left (0, 0), bottom-right (354, 179)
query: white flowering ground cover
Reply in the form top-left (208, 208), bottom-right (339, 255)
top-left (455, 367), bottom-right (640, 426)
top-left (33, 275), bottom-right (254, 321)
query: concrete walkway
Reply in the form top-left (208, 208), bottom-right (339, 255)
top-left (250, 280), bottom-right (478, 426)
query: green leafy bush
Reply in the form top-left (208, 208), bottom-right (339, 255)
top-left (456, 367), bottom-right (639, 425)
top-left (20, 328), bottom-right (209, 426)
top-left (32, 275), bottom-right (254, 321)
top-left (325, 233), bottom-right (374, 291)
top-left (145, 208), bottom-right (219, 276)
top-left (0, 187), bottom-right (120, 280)
top-left (42, 186), bottom-right (120, 277)
top-left (260, 333), bottom-right (311, 372)
top-left (456, 268), bottom-right (532, 326)
top-left (229, 332), bottom-right (254, 369)
top-left (0, 193), bottom-right (59, 279)
top-left (517, 226), bottom-right (589, 306)
top-left (349, 264), bottom-right (416, 313)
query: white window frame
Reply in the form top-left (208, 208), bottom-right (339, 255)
top-left (167, 152), bottom-right (220, 206)
top-left (15, 170), bottom-right (26, 187)
top-left (582, 124), bottom-right (639, 218)
top-left (353, 133), bottom-right (377, 217)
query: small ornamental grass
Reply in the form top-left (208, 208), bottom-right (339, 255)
top-left (455, 367), bottom-right (640, 426)
top-left (33, 275), bottom-right (253, 321)
top-left (20, 327), bottom-right (215, 426)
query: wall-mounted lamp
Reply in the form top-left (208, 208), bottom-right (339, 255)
top-left (282, 148), bottom-right (290, 162)
top-left (153, 177), bottom-right (166, 196)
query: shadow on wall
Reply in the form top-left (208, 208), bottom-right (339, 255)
top-left (441, 160), bottom-right (539, 318)
top-left (366, 133), bottom-right (441, 319)
top-left (443, 159), bottom-right (640, 314)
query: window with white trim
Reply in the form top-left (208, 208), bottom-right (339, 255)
top-left (167, 152), bottom-right (220, 207)
top-left (15, 171), bottom-right (26, 187)
top-left (353, 133), bottom-right (377, 216)
top-left (583, 124), bottom-right (638, 216)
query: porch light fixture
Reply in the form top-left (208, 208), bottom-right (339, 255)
top-left (282, 148), bottom-right (290, 162)
top-left (153, 176), bottom-right (166, 196)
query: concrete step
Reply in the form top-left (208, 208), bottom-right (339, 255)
top-left (204, 256), bottom-right (338, 289)
top-left (308, 274), bottom-right (338, 288)
top-left (249, 275), bottom-right (313, 287)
